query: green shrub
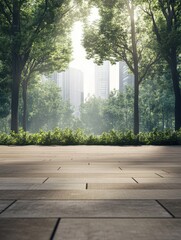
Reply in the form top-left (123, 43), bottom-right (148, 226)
top-left (0, 128), bottom-right (180, 145)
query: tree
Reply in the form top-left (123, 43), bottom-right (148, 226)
top-left (0, 0), bottom-right (85, 133)
top-left (83, 0), bottom-right (159, 134)
top-left (80, 96), bottom-right (106, 134)
top-left (140, 68), bottom-right (174, 131)
top-left (103, 88), bottom-right (134, 132)
top-left (22, 79), bottom-right (74, 132)
top-left (142, 0), bottom-right (181, 130)
top-left (0, 62), bottom-right (11, 120)
top-left (0, 15), bottom-right (11, 122)
top-left (21, 30), bottom-right (72, 131)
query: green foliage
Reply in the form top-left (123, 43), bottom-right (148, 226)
top-left (83, 0), bottom-right (160, 134)
top-left (0, 61), bottom-right (11, 119)
top-left (0, 0), bottom-right (89, 132)
top-left (80, 77), bottom-right (174, 134)
top-left (140, 66), bottom-right (175, 131)
top-left (103, 88), bottom-right (134, 132)
top-left (80, 88), bottom-right (133, 135)
top-left (141, 0), bottom-right (181, 130)
top-left (83, 0), bottom-right (158, 81)
top-left (80, 96), bottom-right (106, 134)
top-left (139, 129), bottom-right (181, 146)
top-left (19, 79), bottom-right (74, 132)
top-left (0, 128), bottom-right (180, 146)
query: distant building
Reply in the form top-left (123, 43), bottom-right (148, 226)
top-left (50, 68), bottom-right (84, 117)
top-left (95, 61), bottom-right (110, 99)
top-left (119, 61), bottom-right (134, 92)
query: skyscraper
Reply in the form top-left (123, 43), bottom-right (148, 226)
top-left (119, 61), bottom-right (134, 92)
top-left (95, 61), bottom-right (110, 99)
top-left (51, 68), bottom-right (84, 117)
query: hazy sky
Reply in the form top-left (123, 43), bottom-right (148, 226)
top-left (69, 9), bottom-right (119, 98)
top-left (70, 21), bottom-right (95, 98)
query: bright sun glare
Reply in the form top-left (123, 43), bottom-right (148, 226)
top-left (69, 8), bottom-right (100, 97)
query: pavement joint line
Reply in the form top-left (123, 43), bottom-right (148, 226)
top-left (155, 173), bottom-right (164, 178)
top-left (132, 177), bottom-right (139, 184)
top-left (42, 177), bottom-right (49, 184)
top-left (49, 218), bottom-right (61, 240)
top-left (0, 200), bottom-right (17, 215)
top-left (156, 200), bottom-right (175, 218)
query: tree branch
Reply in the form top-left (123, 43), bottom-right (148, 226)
top-left (170, 1), bottom-right (177, 31)
top-left (2, 0), bottom-right (13, 14)
top-left (115, 42), bottom-right (133, 56)
top-left (150, 11), bottom-right (162, 44)
top-left (23, 1), bottom-right (72, 63)
top-left (158, 0), bottom-right (168, 19)
top-left (19, 0), bottom-right (28, 6)
top-left (33, 0), bottom-right (48, 35)
top-left (114, 46), bottom-right (134, 73)
top-left (139, 54), bottom-right (161, 84)
top-left (0, 2), bottom-right (12, 25)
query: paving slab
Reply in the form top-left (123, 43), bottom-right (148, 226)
top-left (162, 168), bottom-right (181, 173)
top-left (0, 173), bottom-right (128, 178)
top-left (135, 178), bottom-right (181, 183)
top-left (60, 168), bottom-right (122, 173)
top-left (0, 200), bottom-right (170, 218)
top-left (122, 164), bottom-right (181, 167)
top-left (159, 200), bottom-right (181, 217)
top-left (59, 170), bottom-right (161, 177)
top-left (0, 169), bottom-right (61, 174)
top-left (120, 169), bottom-right (166, 173)
top-left (46, 177), bottom-right (135, 183)
top-left (0, 183), bottom-right (85, 190)
top-left (0, 183), bottom-right (37, 190)
top-left (0, 173), bottom-right (65, 177)
top-left (0, 201), bottom-right (14, 213)
top-left (88, 183), bottom-right (181, 189)
top-left (156, 173), bottom-right (181, 178)
top-left (1, 189), bottom-right (181, 200)
top-left (54, 219), bottom-right (181, 240)
top-left (0, 218), bottom-right (57, 240)
top-left (30, 183), bottom-right (86, 190)
top-left (0, 165), bottom-right (60, 170)
top-left (0, 178), bottom-right (46, 183)
top-left (0, 146), bottom-right (181, 239)
top-left (0, 172), bottom-right (163, 178)
top-left (0, 191), bottom-right (27, 200)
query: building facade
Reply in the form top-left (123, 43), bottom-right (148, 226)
top-left (95, 61), bottom-right (110, 99)
top-left (119, 61), bottom-right (134, 92)
top-left (51, 68), bottom-right (84, 117)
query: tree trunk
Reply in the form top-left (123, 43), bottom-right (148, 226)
top-left (134, 71), bottom-right (139, 135)
top-left (22, 80), bottom-right (28, 131)
top-left (129, 1), bottom-right (139, 135)
top-left (169, 50), bottom-right (181, 131)
top-left (162, 108), bottom-right (165, 130)
top-left (11, 0), bottom-right (21, 133)
top-left (11, 70), bottom-right (20, 133)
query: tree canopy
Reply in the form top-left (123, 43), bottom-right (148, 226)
top-left (83, 0), bottom-right (159, 134)
top-left (141, 0), bottom-right (181, 130)
top-left (0, 0), bottom-right (87, 132)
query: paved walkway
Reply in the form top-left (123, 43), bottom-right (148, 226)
top-left (0, 145), bottom-right (181, 239)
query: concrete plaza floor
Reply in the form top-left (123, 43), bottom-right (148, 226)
top-left (0, 145), bottom-right (181, 239)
